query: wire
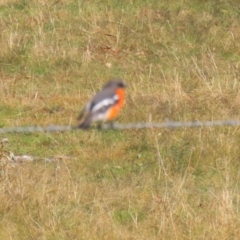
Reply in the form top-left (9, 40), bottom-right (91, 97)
top-left (0, 119), bottom-right (240, 133)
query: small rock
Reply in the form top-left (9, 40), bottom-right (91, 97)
top-left (14, 155), bottom-right (34, 163)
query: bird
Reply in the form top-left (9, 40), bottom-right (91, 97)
top-left (77, 79), bottom-right (127, 129)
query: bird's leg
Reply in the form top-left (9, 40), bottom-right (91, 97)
top-left (108, 121), bottom-right (114, 129)
top-left (96, 122), bottom-right (103, 130)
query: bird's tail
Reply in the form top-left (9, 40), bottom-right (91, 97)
top-left (77, 112), bottom-right (93, 129)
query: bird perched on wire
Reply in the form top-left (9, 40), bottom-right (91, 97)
top-left (77, 79), bottom-right (127, 129)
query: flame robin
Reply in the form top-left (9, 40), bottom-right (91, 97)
top-left (78, 79), bottom-right (127, 129)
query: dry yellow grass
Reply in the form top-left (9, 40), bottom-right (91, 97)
top-left (1, 0), bottom-right (240, 239)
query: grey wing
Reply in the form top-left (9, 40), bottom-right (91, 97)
top-left (77, 87), bottom-right (118, 127)
top-left (91, 94), bottom-right (119, 113)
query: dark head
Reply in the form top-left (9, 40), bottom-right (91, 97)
top-left (103, 79), bottom-right (127, 89)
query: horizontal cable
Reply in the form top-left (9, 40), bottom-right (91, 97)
top-left (106, 120), bottom-right (240, 129)
top-left (0, 125), bottom-right (73, 134)
top-left (0, 119), bottom-right (240, 133)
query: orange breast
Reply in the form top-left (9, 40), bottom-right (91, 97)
top-left (107, 88), bottom-right (125, 120)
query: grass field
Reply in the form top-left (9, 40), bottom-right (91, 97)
top-left (1, 0), bottom-right (240, 239)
